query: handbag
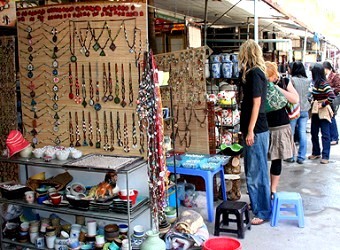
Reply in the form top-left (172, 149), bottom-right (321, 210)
top-left (286, 102), bottom-right (300, 120)
top-left (265, 81), bottom-right (288, 113)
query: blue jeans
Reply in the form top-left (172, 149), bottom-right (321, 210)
top-left (330, 116), bottom-right (339, 142)
top-left (311, 114), bottom-right (331, 160)
top-left (290, 111), bottom-right (309, 161)
top-left (243, 131), bottom-right (271, 220)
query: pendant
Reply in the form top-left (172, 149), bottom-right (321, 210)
top-left (52, 52), bottom-right (57, 59)
top-left (121, 100), bottom-right (127, 107)
top-left (54, 113), bottom-right (60, 120)
top-left (102, 96), bottom-right (108, 102)
top-left (53, 93), bottom-right (59, 101)
top-left (53, 84), bottom-right (59, 92)
top-left (82, 99), bottom-right (87, 108)
top-left (89, 99), bottom-right (94, 106)
top-left (55, 137), bottom-right (61, 145)
top-left (69, 92), bottom-right (74, 99)
top-left (32, 137), bottom-right (38, 145)
top-left (27, 63), bottom-right (34, 71)
top-left (53, 69), bottom-right (58, 76)
top-left (110, 146), bottom-right (114, 152)
top-left (95, 141), bottom-right (101, 148)
top-left (70, 55), bottom-right (77, 62)
top-left (26, 26), bottom-right (32, 33)
top-left (108, 95), bottom-right (113, 101)
top-left (85, 50), bottom-right (90, 57)
top-left (30, 91), bottom-right (36, 98)
top-left (129, 48), bottom-right (134, 53)
top-left (31, 129), bottom-right (38, 136)
top-left (52, 60), bottom-right (59, 68)
top-left (93, 42), bottom-right (100, 51)
top-left (100, 50), bottom-right (106, 56)
top-left (70, 142), bottom-right (74, 147)
top-left (53, 77), bottom-right (59, 83)
top-left (94, 103), bottom-right (101, 111)
top-left (54, 46), bottom-right (58, 53)
top-left (27, 33), bottom-right (32, 40)
top-left (53, 125), bottom-right (59, 132)
top-left (28, 46), bottom-right (33, 52)
top-left (114, 96), bottom-right (120, 104)
top-left (89, 140), bottom-right (93, 147)
top-left (74, 96), bottom-right (82, 104)
top-left (53, 102), bottom-right (58, 110)
top-left (103, 143), bottom-right (109, 151)
top-left (33, 112), bottom-right (38, 119)
top-left (27, 71), bottom-right (33, 78)
top-left (52, 35), bottom-right (58, 43)
top-left (80, 47), bottom-right (86, 55)
top-left (110, 42), bottom-right (116, 51)
top-left (76, 141), bottom-right (81, 147)
top-left (28, 54), bottom-right (33, 61)
top-left (83, 140), bottom-right (88, 146)
top-left (31, 99), bottom-right (37, 106)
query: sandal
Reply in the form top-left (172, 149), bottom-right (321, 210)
top-left (308, 155), bottom-right (321, 160)
top-left (251, 217), bottom-right (266, 225)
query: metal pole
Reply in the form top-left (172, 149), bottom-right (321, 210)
top-left (254, 0), bottom-right (259, 43)
top-left (203, 0), bottom-right (208, 46)
top-left (303, 29), bottom-right (307, 64)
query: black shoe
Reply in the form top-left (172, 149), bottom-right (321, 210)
top-left (297, 159), bottom-right (304, 164)
top-left (284, 158), bottom-right (295, 163)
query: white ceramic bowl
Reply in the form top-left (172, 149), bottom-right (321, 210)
top-left (55, 150), bottom-right (70, 161)
top-left (32, 148), bottom-right (45, 159)
top-left (70, 149), bottom-right (82, 159)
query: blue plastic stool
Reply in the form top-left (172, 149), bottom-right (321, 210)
top-left (271, 192), bottom-right (304, 227)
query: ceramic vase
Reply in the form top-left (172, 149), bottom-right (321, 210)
top-left (140, 230), bottom-right (166, 250)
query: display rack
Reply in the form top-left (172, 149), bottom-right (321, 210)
top-left (0, 155), bottom-right (150, 249)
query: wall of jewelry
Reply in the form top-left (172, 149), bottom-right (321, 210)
top-left (154, 47), bottom-right (210, 154)
top-left (16, 1), bottom-right (148, 156)
top-left (0, 36), bottom-right (19, 181)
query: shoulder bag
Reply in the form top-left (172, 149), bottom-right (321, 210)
top-left (285, 78), bottom-right (301, 120)
top-left (265, 81), bottom-right (288, 113)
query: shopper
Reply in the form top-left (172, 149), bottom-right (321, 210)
top-left (288, 62), bottom-right (312, 164)
top-left (239, 39), bottom-right (271, 225)
top-left (265, 61), bottom-right (299, 199)
top-left (323, 61), bottom-right (340, 145)
top-left (309, 63), bottom-right (336, 164)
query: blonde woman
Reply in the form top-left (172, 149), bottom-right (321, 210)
top-left (239, 39), bottom-right (271, 225)
top-left (265, 61), bottom-right (299, 198)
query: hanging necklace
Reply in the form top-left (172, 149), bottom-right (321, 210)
top-left (91, 21), bottom-right (107, 52)
top-left (128, 62), bottom-right (134, 106)
top-left (123, 19), bottom-right (136, 54)
top-left (116, 111), bottom-right (123, 147)
top-left (81, 64), bottom-right (87, 107)
top-left (74, 62), bottom-right (81, 104)
top-left (75, 111), bottom-right (81, 147)
top-left (109, 111), bottom-right (115, 151)
top-left (134, 28), bottom-right (143, 66)
top-left (114, 63), bottom-right (120, 104)
top-left (107, 62), bottom-right (114, 101)
top-left (139, 118), bottom-right (145, 154)
top-left (69, 21), bottom-right (77, 62)
top-left (123, 112), bottom-right (130, 153)
top-left (132, 112), bottom-right (138, 148)
top-left (102, 62), bottom-right (108, 102)
top-left (69, 112), bottom-right (74, 147)
top-left (193, 108), bottom-right (208, 128)
top-left (120, 63), bottom-right (126, 107)
top-left (95, 111), bottom-right (101, 148)
top-left (103, 111), bottom-right (109, 151)
top-left (67, 63), bottom-right (74, 97)
top-left (107, 20), bottom-right (123, 52)
top-left (75, 22), bottom-right (92, 57)
top-left (94, 61), bottom-right (101, 111)
top-left (88, 112), bottom-right (94, 147)
top-left (88, 62), bottom-right (95, 106)
top-left (82, 110), bottom-right (88, 146)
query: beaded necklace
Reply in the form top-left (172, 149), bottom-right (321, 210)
top-left (109, 111), bottom-right (115, 152)
top-left (82, 110), bottom-right (88, 146)
top-left (88, 112), bottom-right (94, 147)
top-left (88, 62), bottom-right (95, 106)
top-left (69, 112), bottom-right (74, 147)
top-left (103, 111), bottom-right (109, 151)
top-left (123, 112), bottom-right (130, 153)
top-left (95, 111), bottom-right (101, 148)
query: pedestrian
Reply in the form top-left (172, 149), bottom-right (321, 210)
top-left (286, 62), bottom-right (312, 164)
top-left (265, 61), bottom-right (299, 199)
top-left (239, 39), bottom-right (271, 225)
top-left (323, 61), bottom-right (340, 145)
top-left (309, 63), bottom-right (336, 164)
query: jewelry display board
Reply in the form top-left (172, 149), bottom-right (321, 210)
top-left (16, 1), bottom-right (148, 156)
top-left (154, 47), bottom-right (210, 154)
top-left (0, 36), bottom-right (19, 182)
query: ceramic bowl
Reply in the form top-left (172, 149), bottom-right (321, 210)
top-left (164, 206), bottom-right (176, 216)
top-left (32, 148), bottom-right (45, 159)
top-left (133, 225), bottom-right (145, 237)
top-left (118, 189), bottom-right (138, 204)
top-left (70, 149), bottom-right (82, 159)
top-left (118, 223), bottom-right (128, 234)
top-left (104, 224), bottom-right (119, 240)
top-left (55, 150), bottom-right (70, 161)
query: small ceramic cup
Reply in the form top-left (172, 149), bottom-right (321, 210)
top-left (25, 191), bottom-right (35, 204)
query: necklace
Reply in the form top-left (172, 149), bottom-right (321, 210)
top-left (139, 118), bottom-right (145, 154)
top-left (107, 62), bottom-right (113, 101)
top-left (132, 112), bottom-right (137, 148)
top-left (193, 108), bottom-right (208, 128)
top-left (75, 111), bottom-right (81, 147)
top-left (102, 62), bottom-right (108, 102)
top-left (128, 62), bottom-right (134, 106)
top-left (88, 62), bottom-right (94, 106)
top-left (114, 63), bottom-right (120, 104)
top-left (120, 63), bottom-right (126, 107)
top-left (116, 111), bottom-right (123, 147)
top-left (74, 21), bottom-right (92, 57)
top-left (82, 110), bottom-right (88, 146)
top-left (69, 112), bottom-right (74, 147)
top-left (95, 111), bottom-right (101, 148)
top-left (69, 21), bottom-right (77, 62)
top-left (109, 111), bottom-right (115, 151)
top-left (91, 21), bottom-right (107, 52)
top-left (134, 28), bottom-right (143, 66)
top-left (88, 112), bottom-right (94, 147)
top-left (103, 111), bottom-right (109, 151)
top-left (74, 62), bottom-right (81, 104)
top-left (68, 63), bottom-right (74, 99)
top-left (123, 112), bottom-right (130, 153)
top-left (81, 64), bottom-right (87, 107)
top-left (94, 62), bottom-right (101, 111)
top-left (123, 20), bottom-right (136, 53)
top-left (107, 20), bottom-right (123, 52)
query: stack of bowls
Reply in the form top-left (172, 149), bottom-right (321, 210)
top-left (104, 224), bottom-right (119, 241)
top-left (164, 206), bottom-right (177, 224)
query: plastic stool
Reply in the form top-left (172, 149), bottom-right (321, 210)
top-left (214, 201), bottom-right (251, 239)
top-left (271, 192), bottom-right (304, 227)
